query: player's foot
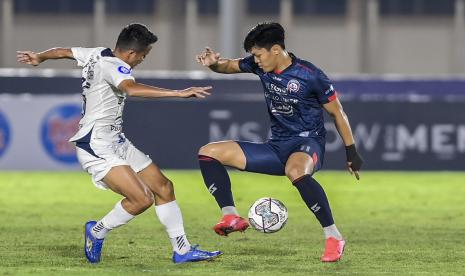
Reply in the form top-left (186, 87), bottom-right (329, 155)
top-left (172, 245), bottom-right (223, 263)
top-left (84, 221), bottom-right (104, 264)
top-left (321, 237), bottom-right (345, 262)
top-left (213, 214), bottom-right (249, 236)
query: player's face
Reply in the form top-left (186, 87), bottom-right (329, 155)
top-left (250, 46), bottom-right (278, 72)
top-left (128, 46), bottom-right (152, 68)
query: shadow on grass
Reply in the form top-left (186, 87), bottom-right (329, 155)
top-left (230, 246), bottom-right (298, 257)
top-left (41, 244), bottom-right (82, 258)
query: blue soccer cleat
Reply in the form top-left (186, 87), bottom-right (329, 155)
top-left (172, 245), bottom-right (222, 264)
top-left (84, 221), bottom-right (104, 263)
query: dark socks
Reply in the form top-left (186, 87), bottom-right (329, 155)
top-left (198, 155), bottom-right (234, 208)
top-left (292, 174), bottom-right (335, 227)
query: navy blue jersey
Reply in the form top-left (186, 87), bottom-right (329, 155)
top-left (239, 53), bottom-right (337, 140)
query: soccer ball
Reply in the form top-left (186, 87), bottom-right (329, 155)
top-left (248, 197), bottom-right (288, 233)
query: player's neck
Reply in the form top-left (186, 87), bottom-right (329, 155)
top-left (274, 52), bottom-right (293, 74)
top-left (113, 49), bottom-right (130, 65)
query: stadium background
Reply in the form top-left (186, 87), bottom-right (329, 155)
top-left (1, 0), bottom-right (465, 171)
top-left (1, 0), bottom-right (465, 275)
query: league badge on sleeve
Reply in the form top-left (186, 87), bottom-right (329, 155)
top-left (118, 66), bottom-right (132, 74)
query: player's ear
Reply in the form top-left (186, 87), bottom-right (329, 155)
top-left (271, 44), bottom-right (281, 55)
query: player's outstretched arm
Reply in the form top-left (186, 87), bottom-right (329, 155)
top-left (323, 98), bottom-right (363, 180)
top-left (119, 79), bottom-right (211, 99)
top-left (196, 47), bottom-right (242, 74)
top-left (17, 48), bottom-right (74, 66)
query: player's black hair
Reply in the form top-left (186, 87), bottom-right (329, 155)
top-left (243, 22), bottom-right (285, 52)
top-left (115, 23), bottom-right (158, 52)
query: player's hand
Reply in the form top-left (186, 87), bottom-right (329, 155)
top-left (16, 51), bottom-right (42, 66)
top-left (345, 144), bottom-right (363, 180)
top-left (196, 47), bottom-right (220, 67)
top-left (178, 86), bottom-right (212, 98)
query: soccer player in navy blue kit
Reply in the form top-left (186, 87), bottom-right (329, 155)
top-left (196, 22), bottom-right (363, 262)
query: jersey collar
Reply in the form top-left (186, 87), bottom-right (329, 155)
top-left (101, 48), bottom-right (132, 69)
top-left (101, 48), bottom-right (115, 57)
top-left (273, 53), bottom-right (296, 75)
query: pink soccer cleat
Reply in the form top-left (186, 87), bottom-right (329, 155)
top-left (321, 237), bottom-right (345, 262)
top-left (213, 214), bottom-right (249, 236)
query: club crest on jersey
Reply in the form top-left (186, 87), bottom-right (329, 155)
top-left (287, 79), bottom-right (300, 93)
top-left (118, 66), bottom-right (131, 74)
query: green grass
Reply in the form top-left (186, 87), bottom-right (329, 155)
top-left (1, 171), bottom-right (464, 275)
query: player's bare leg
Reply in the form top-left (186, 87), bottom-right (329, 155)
top-left (286, 152), bottom-right (345, 262)
top-left (198, 141), bottom-right (249, 236)
top-left (138, 163), bottom-right (175, 205)
top-left (138, 162), bottom-right (222, 262)
top-left (104, 165), bottom-right (155, 215)
top-left (84, 165), bottom-right (153, 263)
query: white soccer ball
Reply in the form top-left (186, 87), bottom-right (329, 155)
top-left (248, 197), bottom-right (288, 233)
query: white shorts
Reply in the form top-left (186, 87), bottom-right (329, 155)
top-left (75, 133), bottom-right (152, 190)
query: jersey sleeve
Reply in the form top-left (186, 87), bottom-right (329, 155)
top-left (238, 55), bottom-right (260, 74)
top-left (71, 47), bottom-right (96, 67)
top-left (101, 59), bottom-right (135, 88)
top-left (313, 71), bottom-right (337, 104)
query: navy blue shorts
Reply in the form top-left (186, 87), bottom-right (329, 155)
top-left (237, 137), bottom-right (325, 176)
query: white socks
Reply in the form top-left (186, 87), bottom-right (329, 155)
top-left (92, 200), bottom-right (135, 239)
top-left (323, 224), bottom-right (343, 240)
top-left (221, 206), bottom-right (239, 216)
top-left (155, 200), bottom-right (191, 255)
top-left (90, 199), bottom-right (192, 254)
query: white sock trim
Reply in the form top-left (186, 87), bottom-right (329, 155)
top-left (155, 200), bottom-right (186, 238)
top-left (221, 206), bottom-right (239, 215)
top-left (101, 200), bottom-right (135, 229)
top-left (323, 224), bottom-right (343, 240)
top-left (92, 200), bottom-right (135, 239)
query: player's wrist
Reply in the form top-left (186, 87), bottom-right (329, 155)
top-left (345, 144), bottom-right (363, 171)
top-left (208, 61), bottom-right (220, 70)
top-left (345, 144), bottom-right (357, 162)
top-left (36, 53), bottom-right (45, 63)
top-left (207, 64), bottom-right (216, 70)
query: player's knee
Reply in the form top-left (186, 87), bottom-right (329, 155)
top-left (159, 179), bottom-right (175, 198)
top-left (136, 193), bottom-right (154, 211)
top-left (198, 144), bottom-right (221, 160)
top-left (285, 165), bottom-right (313, 182)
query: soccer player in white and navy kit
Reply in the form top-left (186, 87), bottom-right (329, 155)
top-left (196, 22), bottom-right (363, 262)
top-left (17, 23), bottom-right (221, 264)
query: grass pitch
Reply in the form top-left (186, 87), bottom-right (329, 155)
top-left (1, 171), bottom-right (464, 275)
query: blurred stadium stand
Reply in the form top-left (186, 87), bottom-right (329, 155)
top-left (1, 0), bottom-right (465, 74)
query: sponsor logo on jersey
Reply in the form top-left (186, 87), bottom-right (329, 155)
top-left (118, 66), bottom-right (132, 75)
top-left (266, 83), bottom-right (288, 94)
top-left (41, 104), bottom-right (81, 164)
top-left (286, 79), bottom-right (300, 93)
top-left (0, 110), bottom-right (11, 158)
